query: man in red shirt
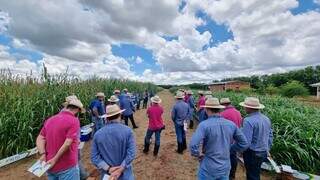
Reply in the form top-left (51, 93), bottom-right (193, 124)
top-left (36, 98), bottom-right (85, 180)
top-left (220, 97), bottom-right (243, 180)
top-left (143, 95), bottom-right (165, 156)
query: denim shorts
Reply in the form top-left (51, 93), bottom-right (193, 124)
top-left (47, 165), bottom-right (79, 180)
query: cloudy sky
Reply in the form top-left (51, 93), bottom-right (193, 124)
top-left (0, 0), bottom-right (320, 84)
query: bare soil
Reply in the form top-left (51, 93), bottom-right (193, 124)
top-left (0, 90), bottom-right (275, 180)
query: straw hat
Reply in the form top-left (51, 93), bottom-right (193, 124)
top-left (175, 91), bottom-right (185, 99)
top-left (96, 92), bottom-right (105, 97)
top-left (205, 95), bottom-right (213, 100)
top-left (239, 97), bottom-right (265, 109)
top-left (68, 99), bottom-right (86, 113)
top-left (187, 90), bottom-right (193, 95)
top-left (151, 95), bottom-right (162, 103)
top-left (201, 98), bottom-right (225, 109)
top-left (105, 105), bottom-right (125, 117)
top-left (114, 89), bottom-right (120, 94)
top-left (198, 91), bottom-right (204, 95)
top-left (220, 98), bottom-right (231, 104)
top-left (123, 88), bottom-right (128, 92)
top-left (108, 95), bottom-right (119, 103)
top-left (62, 95), bottom-right (78, 107)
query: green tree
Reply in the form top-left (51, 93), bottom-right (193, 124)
top-left (280, 81), bottom-right (309, 98)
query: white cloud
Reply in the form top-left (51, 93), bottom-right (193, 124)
top-left (1, 0), bottom-right (320, 84)
top-left (135, 56), bottom-right (143, 64)
top-left (314, 0), bottom-right (320, 5)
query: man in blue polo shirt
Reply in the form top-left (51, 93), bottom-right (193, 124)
top-left (120, 94), bottom-right (138, 129)
top-left (89, 92), bottom-right (106, 133)
top-left (91, 104), bottom-right (136, 180)
top-left (240, 97), bottom-right (273, 180)
top-left (190, 98), bottom-right (248, 180)
top-left (171, 91), bottom-right (190, 154)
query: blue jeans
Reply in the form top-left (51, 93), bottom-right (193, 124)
top-left (174, 123), bottom-right (186, 144)
top-left (92, 116), bottom-right (104, 133)
top-left (145, 129), bottom-right (161, 146)
top-left (198, 168), bottom-right (229, 180)
top-left (47, 165), bottom-right (79, 180)
top-left (243, 149), bottom-right (267, 180)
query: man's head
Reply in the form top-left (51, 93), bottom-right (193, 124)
top-left (106, 104), bottom-right (125, 121)
top-left (123, 88), bottom-right (128, 93)
top-left (198, 91), bottom-right (204, 96)
top-left (114, 89), bottom-right (120, 95)
top-left (175, 91), bottom-right (185, 100)
top-left (66, 99), bottom-right (85, 115)
top-left (239, 97), bottom-right (265, 114)
top-left (151, 95), bottom-right (162, 105)
top-left (96, 92), bottom-right (105, 101)
top-left (201, 98), bottom-right (225, 116)
top-left (220, 98), bottom-right (231, 106)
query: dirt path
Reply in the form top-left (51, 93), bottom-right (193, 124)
top-left (0, 90), bottom-right (274, 180)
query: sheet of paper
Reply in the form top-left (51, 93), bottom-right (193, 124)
top-left (28, 160), bottom-right (51, 177)
top-left (102, 174), bottom-right (110, 180)
top-left (79, 142), bottom-right (85, 150)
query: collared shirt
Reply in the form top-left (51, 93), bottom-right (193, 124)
top-left (91, 120), bottom-right (136, 180)
top-left (40, 111), bottom-right (80, 173)
top-left (89, 99), bottom-right (106, 116)
top-left (189, 115), bottom-right (248, 177)
top-left (147, 104), bottom-right (165, 131)
top-left (120, 96), bottom-right (135, 116)
top-left (220, 105), bottom-right (243, 128)
top-left (242, 112), bottom-right (273, 152)
top-left (197, 96), bottom-right (206, 110)
top-left (171, 100), bottom-right (190, 125)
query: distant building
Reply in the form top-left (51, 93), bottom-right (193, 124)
top-left (208, 81), bottom-right (250, 92)
top-left (310, 82), bottom-right (320, 99)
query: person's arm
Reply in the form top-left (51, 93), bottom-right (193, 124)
top-left (171, 106), bottom-right (176, 122)
top-left (120, 130), bottom-right (136, 168)
top-left (47, 138), bottom-right (73, 166)
top-left (37, 124), bottom-right (47, 162)
top-left (268, 125), bottom-right (273, 151)
top-left (241, 119), bottom-right (253, 148)
top-left (91, 136), bottom-right (110, 171)
top-left (189, 124), bottom-right (205, 157)
top-left (92, 106), bottom-right (100, 117)
top-left (231, 127), bottom-right (249, 153)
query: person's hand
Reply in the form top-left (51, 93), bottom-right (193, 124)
top-left (267, 152), bottom-right (272, 158)
top-left (110, 166), bottom-right (125, 180)
top-left (46, 157), bottom-right (58, 168)
top-left (109, 166), bottom-right (121, 174)
top-left (39, 154), bottom-right (46, 163)
top-left (198, 154), bottom-right (204, 162)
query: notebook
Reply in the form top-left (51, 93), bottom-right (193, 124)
top-left (28, 160), bottom-right (52, 177)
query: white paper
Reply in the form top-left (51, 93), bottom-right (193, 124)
top-left (28, 160), bottom-right (51, 177)
top-left (183, 121), bottom-right (188, 131)
top-left (267, 157), bottom-right (281, 173)
top-left (102, 174), bottom-right (110, 180)
top-left (78, 142), bottom-right (85, 150)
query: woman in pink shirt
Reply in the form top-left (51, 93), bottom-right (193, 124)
top-left (143, 95), bottom-right (165, 156)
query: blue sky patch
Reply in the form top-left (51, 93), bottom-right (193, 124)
top-left (195, 11), bottom-right (234, 48)
top-left (0, 34), bottom-right (43, 61)
top-left (111, 43), bottom-right (160, 74)
top-left (162, 35), bottom-right (179, 42)
top-left (290, 0), bottom-right (320, 15)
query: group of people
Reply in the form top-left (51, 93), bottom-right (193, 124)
top-left (35, 88), bottom-right (272, 180)
top-left (171, 90), bottom-right (273, 180)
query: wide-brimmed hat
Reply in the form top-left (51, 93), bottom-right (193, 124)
top-left (105, 105), bottom-right (125, 117)
top-left (198, 91), bottom-right (204, 94)
top-left (151, 95), bottom-right (162, 103)
top-left (68, 99), bottom-right (86, 113)
top-left (108, 95), bottom-right (119, 103)
top-left (123, 88), bottom-right (128, 92)
top-left (114, 89), bottom-right (120, 94)
top-left (62, 95), bottom-right (78, 107)
top-left (187, 90), bottom-right (193, 95)
top-left (96, 92), bottom-right (105, 97)
top-left (175, 91), bottom-right (185, 99)
top-left (205, 95), bottom-right (213, 100)
top-left (220, 98), bottom-right (231, 104)
top-left (201, 98), bottom-right (225, 109)
top-left (239, 97), bottom-right (265, 109)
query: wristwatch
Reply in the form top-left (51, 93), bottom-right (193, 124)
top-left (106, 167), bottom-right (111, 175)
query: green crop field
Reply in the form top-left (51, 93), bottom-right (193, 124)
top-left (0, 73), bottom-right (157, 159)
